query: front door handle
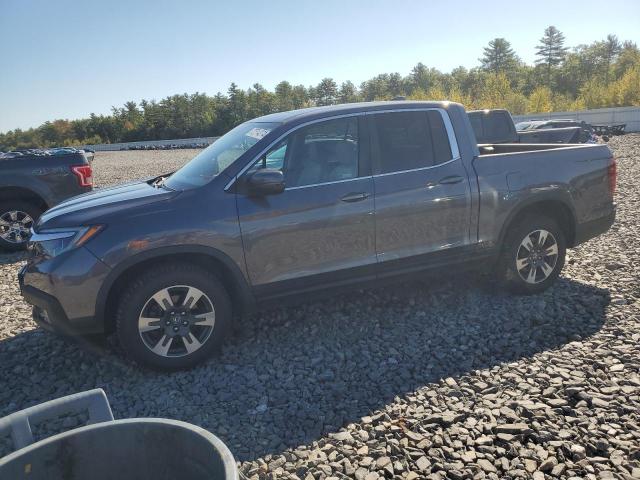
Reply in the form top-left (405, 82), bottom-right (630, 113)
top-left (341, 192), bottom-right (370, 203)
top-left (438, 175), bottom-right (464, 185)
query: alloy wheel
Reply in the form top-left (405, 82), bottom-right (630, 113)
top-left (137, 285), bottom-right (216, 357)
top-left (0, 210), bottom-right (33, 244)
top-left (515, 229), bottom-right (559, 284)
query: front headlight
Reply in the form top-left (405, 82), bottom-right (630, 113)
top-left (28, 225), bottom-right (104, 257)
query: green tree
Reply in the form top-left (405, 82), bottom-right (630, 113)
top-left (477, 73), bottom-right (527, 113)
top-left (602, 34), bottom-right (622, 82)
top-left (338, 81), bottom-right (359, 103)
top-left (409, 63), bottom-right (442, 93)
top-left (614, 41), bottom-right (640, 78)
top-left (247, 83), bottom-right (276, 118)
top-left (226, 82), bottom-right (248, 127)
top-left (314, 78), bottom-right (339, 106)
top-left (291, 85), bottom-right (310, 109)
top-left (360, 74), bottom-right (391, 100)
top-left (535, 26), bottom-right (568, 87)
top-left (609, 66), bottom-right (640, 106)
top-left (274, 81), bottom-right (295, 111)
top-left (479, 38), bottom-right (519, 75)
top-left (527, 86), bottom-right (553, 112)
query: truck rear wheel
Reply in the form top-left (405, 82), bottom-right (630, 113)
top-left (116, 263), bottom-right (232, 370)
top-left (0, 201), bottom-right (41, 251)
top-left (498, 214), bottom-right (566, 294)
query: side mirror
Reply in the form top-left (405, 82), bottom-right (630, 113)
top-left (247, 169), bottom-right (285, 196)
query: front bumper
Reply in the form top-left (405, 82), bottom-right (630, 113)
top-left (19, 279), bottom-right (71, 334)
top-left (18, 247), bottom-right (111, 335)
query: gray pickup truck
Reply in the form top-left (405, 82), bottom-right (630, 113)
top-left (469, 109), bottom-right (593, 144)
top-left (0, 149), bottom-right (93, 250)
top-left (20, 101), bottom-right (615, 369)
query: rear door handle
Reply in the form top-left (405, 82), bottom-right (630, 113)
top-left (432, 175), bottom-right (464, 186)
top-left (341, 192), bottom-right (370, 203)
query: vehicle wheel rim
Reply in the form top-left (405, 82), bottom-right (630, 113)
top-left (138, 285), bottom-right (215, 358)
top-left (0, 210), bottom-right (34, 244)
top-left (515, 229), bottom-right (559, 284)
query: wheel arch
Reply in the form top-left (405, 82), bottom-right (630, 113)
top-left (498, 195), bottom-right (577, 250)
top-left (0, 186), bottom-right (49, 212)
top-left (97, 246), bottom-right (255, 334)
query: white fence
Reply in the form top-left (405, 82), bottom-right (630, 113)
top-left (80, 136), bottom-right (218, 151)
top-left (513, 106), bottom-right (640, 133)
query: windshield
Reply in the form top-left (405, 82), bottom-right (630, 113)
top-left (165, 121), bottom-right (279, 189)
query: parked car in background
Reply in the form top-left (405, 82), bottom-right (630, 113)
top-left (0, 149), bottom-right (93, 250)
top-left (517, 118), bottom-right (597, 142)
top-left (469, 109), bottom-right (595, 144)
top-left (19, 101), bottom-right (616, 369)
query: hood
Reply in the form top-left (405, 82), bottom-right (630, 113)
top-left (38, 180), bottom-right (179, 230)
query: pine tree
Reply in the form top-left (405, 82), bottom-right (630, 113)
top-left (603, 34), bottom-right (622, 83)
top-left (535, 26), bottom-right (568, 87)
top-left (314, 78), bottom-right (338, 106)
top-left (338, 81), bottom-right (358, 104)
top-left (479, 38), bottom-right (519, 74)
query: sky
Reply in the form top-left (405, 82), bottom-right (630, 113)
top-left (1, 0), bottom-right (639, 132)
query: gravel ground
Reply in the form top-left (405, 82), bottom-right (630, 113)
top-left (91, 149), bottom-right (199, 187)
top-left (0, 140), bottom-right (639, 479)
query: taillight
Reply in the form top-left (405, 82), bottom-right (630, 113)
top-left (607, 157), bottom-right (617, 197)
top-left (71, 164), bottom-right (93, 187)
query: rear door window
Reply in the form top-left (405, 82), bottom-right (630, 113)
top-left (372, 110), bottom-right (453, 174)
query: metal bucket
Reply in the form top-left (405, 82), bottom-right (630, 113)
top-left (0, 389), bottom-right (238, 480)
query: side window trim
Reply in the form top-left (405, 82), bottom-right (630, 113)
top-left (225, 108), bottom-right (458, 191)
top-left (285, 176), bottom-right (365, 191)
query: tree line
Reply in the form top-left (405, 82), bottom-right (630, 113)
top-left (2, 28), bottom-right (639, 150)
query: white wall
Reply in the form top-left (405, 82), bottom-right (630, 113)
top-left (513, 106), bottom-right (640, 133)
top-left (80, 136), bottom-right (219, 151)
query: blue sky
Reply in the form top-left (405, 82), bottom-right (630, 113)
top-left (1, 0), bottom-right (639, 132)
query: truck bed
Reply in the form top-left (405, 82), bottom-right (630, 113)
top-left (472, 142), bottom-right (614, 249)
top-left (477, 142), bottom-right (601, 155)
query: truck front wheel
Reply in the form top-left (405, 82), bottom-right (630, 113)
top-left (498, 214), bottom-right (566, 294)
top-left (0, 201), bottom-right (41, 251)
top-left (116, 263), bottom-right (232, 370)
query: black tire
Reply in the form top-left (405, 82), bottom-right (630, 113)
top-left (0, 200), bottom-right (41, 251)
top-left (116, 263), bottom-right (232, 370)
top-left (497, 214), bottom-right (566, 295)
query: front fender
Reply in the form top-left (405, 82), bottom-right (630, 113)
top-left (94, 245), bottom-right (255, 327)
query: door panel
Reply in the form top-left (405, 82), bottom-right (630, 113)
top-left (369, 109), bottom-right (473, 269)
top-left (236, 115), bottom-right (376, 295)
top-left (237, 178), bottom-right (376, 291)
top-left (373, 159), bottom-right (472, 264)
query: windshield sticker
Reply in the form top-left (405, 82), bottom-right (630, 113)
top-left (245, 127), bottom-right (270, 140)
